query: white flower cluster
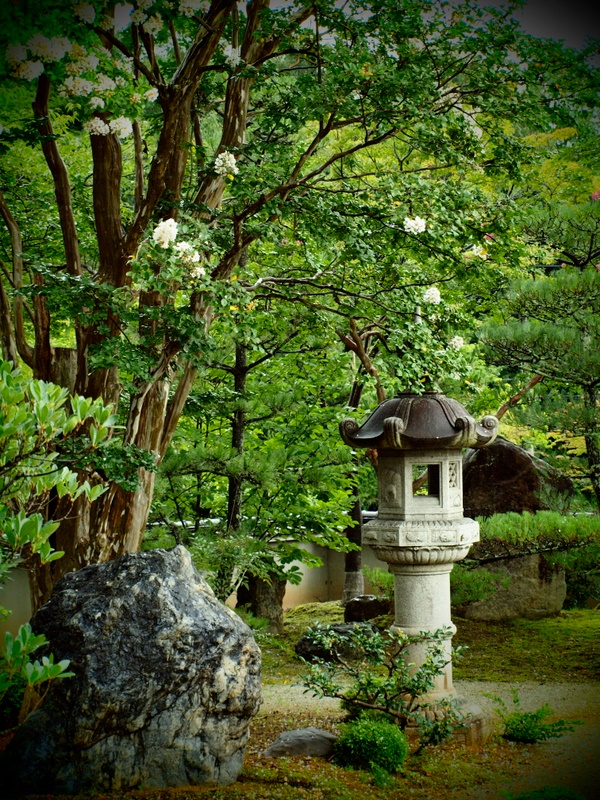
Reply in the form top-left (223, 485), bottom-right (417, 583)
top-left (223, 45), bottom-right (243, 68)
top-left (74, 3), bottom-right (96, 24)
top-left (110, 116), bottom-right (133, 137)
top-left (98, 15), bottom-right (115, 31)
top-left (143, 16), bottom-right (163, 36)
top-left (190, 264), bottom-right (206, 279)
top-left (137, 0), bottom-right (154, 8)
top-left (448, 335), bottom-right (464, 350)
top-left (6, 35), bottom-right (72, 82)
top-left (423, 286), bottom-right (441, 305)
top-left (66, 53), bottom-right (100, 74)
top-left (131, 8), bottom-right (147, 24)
top-left (83, 116), bottom-right (133, 137)
top-left (62, 76), bottom-right (95, 96)
top-left (90, 96), bottom-right (105, 109)
top-left (470, 244), bottom-right (487, 259)
top-left (214, 151), bottom-right (239, 176)
top-left (179, 0), bottom-right (207, 17)
top-left (27, 34), bottom-right (71, 62)
top-left (174, 241), bottom-right (201, 264)
top-left (84, 117), bottom-right (110, 136)
top-left (153, 219), bottom-right (178, 248)
top-left (96, 74), bottom-right (117, 92)
top-left (403, 216), bottom-right (427, 234)
top-left (16, 61), bottom-right (44, 81)
top-left (145, 87), bottom-right (159, 101)
top-left (5, 44), bottom-right (27, 66)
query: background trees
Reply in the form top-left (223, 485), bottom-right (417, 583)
top-left (0, 0), bottom-right (598, 607)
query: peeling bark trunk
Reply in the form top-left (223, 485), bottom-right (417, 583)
top-left (237, 571), bottom-right (287, 634)
top-left (584, 385), bottom-right (600, 510)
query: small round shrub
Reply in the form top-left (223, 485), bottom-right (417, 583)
top-left (333, 716), bottom-right (409, 775)
top-left (508, 787), bottom-right (587, 800)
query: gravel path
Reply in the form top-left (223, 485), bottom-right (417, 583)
top-left (260, 680), bottom-right (600, 799)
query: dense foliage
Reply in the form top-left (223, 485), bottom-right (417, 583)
top-left (0, 361), bottom-right (114, 725)
top-left (0, 0), bottom-right (598, 605)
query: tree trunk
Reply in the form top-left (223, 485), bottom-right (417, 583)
top-left (584, 385), bottom-right (600, 510)
top-left (227, 341), bottom-right (247, 530)
top-left (341, 486), bottom-right (364, 605)
top-left (237, 571), bottom-right (287, 634)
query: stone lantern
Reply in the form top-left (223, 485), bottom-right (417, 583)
top-left (340, 391), bottom-right (499, 704)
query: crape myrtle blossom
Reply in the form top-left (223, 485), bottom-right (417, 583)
top-left (403, 216), bottom-right (427, 234)
top-left (223, 45), bottom-right (243, 68)
top-left (214, 151), bottom-right (239, 176)
top-left (145, 87), bottom-right (159, 101)
top-left (448, 336), bottom-right (465, 350)
top-left (190, 264), bottom-right (206, 279)
top-left (90, 96), bottom-right (105, 109)
top-left (27, 35), bottom-right (71, 62)
top-left (5, 44), bottom-right (27, 66)
top-left (131, 9), bottom-right (147, 24)
top-left (153, 219), bottom-right (178, 248)
top-left (143, 16), bottom-right (163, 36)
top-left (96, 74), bottom-right (117, 93)
top-left (16, 61), bottom-right (44, 81)
top-left (67, 53), bottom-right (100, 74)
top-left (84, 117), bottom-right (110, 136)
top-left (174, 241), bottom-right (201, 264)
top-left (423, 286), bottom-right (441, 304)
top-left (470, 244), bottom-right (487, 259)
top-left (109, 116), bottom-right (133, 138)
top-left (62, 76), bottom-right (95, 96)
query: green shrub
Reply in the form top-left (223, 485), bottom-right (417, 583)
top-left (302, 624), bottom-right (465, 751)
top-left (477, 511), bottom-right (600, 555)
top-left (333, 716), bottom-right (409, 776)
top-left (450, 562), bottom-right (510, 607)
top-left (488, 689), bottom-right (582, 743)
top-left (507, 787), bottom-right (587, 800)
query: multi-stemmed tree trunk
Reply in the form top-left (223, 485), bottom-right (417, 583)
top-left (1, 0), bottom-right (301, 609)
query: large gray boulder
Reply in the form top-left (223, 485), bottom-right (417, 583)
top-left (455, 553), bottom-right (567, 621)
top-left (463, 437), bottom-right (573, 518)
top-left (2, 546), bottom-right (261, 795)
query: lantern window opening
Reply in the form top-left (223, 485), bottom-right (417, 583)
top-left (411, 463), bottom-right (441, 498)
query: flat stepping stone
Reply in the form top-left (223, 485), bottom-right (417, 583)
top-left (262, 726), bottom-right (337, 758)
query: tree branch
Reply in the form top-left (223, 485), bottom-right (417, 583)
top-left (0, 190), bottom-right (33, 366)
top-left (495, 374), bottom-right (544, 421)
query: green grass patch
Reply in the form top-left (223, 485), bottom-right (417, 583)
top-left (453, 609), bottom-right (600, 682)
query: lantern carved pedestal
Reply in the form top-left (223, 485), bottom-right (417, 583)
top-left (340, 392), bottom-right (499, 741)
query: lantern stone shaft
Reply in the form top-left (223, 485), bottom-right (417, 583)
top-left (340, 392), bottom-right (498, 701)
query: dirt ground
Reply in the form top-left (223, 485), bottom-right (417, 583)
top-left (260, 680), bottom-right (600, 800)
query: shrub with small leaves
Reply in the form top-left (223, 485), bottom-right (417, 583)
top-left (488, 689), bottom-right (583, 743)
top-left (302, 624), bottom-right (465, 751)
top-left (333, 716), bottom-right (409, 777)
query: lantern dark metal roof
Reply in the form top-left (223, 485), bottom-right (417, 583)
top-left (340, 391), bottom-right (498, 451)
